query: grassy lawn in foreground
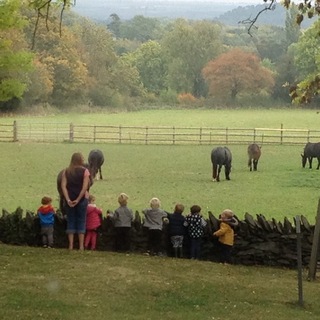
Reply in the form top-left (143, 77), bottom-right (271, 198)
top-left (0, 244), bottom-right (319, 320)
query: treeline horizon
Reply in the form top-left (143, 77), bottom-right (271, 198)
top-left (1, 0), bottom-right (319, 113)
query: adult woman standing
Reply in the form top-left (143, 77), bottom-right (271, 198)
top-left (61, 152), bottom-right (91, 250)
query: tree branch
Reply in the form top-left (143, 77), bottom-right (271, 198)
top-left (238, 0), bottom-right (277, 36)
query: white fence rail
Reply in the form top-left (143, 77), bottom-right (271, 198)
top-left (1, 121), bottom-right (320, 145)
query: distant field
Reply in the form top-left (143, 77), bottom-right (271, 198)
top-left (1, 109), bottom-right (320, 222)
top-left (1, 108), bottom-right (320, 129)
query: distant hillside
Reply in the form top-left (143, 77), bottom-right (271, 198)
top-left (215, 4), bottom-right (313, 28)
top-left (72, 0), bottom-right (314, 28)
top-left (72, 0), bottom-right (243, 21)
top-left (215, 4), bottom-right (286, 27)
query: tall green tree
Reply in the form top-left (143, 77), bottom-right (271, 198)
top-left (119, 15), bottom-right (163, 42)
top-left (252, 25), bottom-right (287, 63)
top-left (291, 19), bottom-right (320, 103)
top-left (73, 19), bottom-right (118, 106)
top-left (0, 0), bottom-right (33, 106)
top-left (125, 40), bottom-right (167, 95)
top-left (161, 19), bottom-right (223, 98)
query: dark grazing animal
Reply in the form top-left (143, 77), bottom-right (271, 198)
top-left (211, 146), bottom-right (232, 182)
top-left (88, 149), bottom-right (105, 180)
top-left (247, 143), bottom-right (261, 171)
top-left (301, 142), bottom-right (320, 169)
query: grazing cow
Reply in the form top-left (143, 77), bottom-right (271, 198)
top-left (88, 149), bottom-right (104, 180)
top-left (301, 142), bottom-right (320, 169)
top-left (247, 143), bottom-right (261, 171)
top-left (56, 163), bottom-right (93, 214)
top-left (211, 146), bottom-right (232, 182)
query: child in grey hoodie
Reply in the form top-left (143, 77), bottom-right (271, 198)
top-left (143, 197), bottom-right (168, 256)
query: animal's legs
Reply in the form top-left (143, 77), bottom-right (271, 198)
top-left (216, 165), bottom-right (222, 182)
top-left (308, 157), bottom-right (313, 169)
top-left (225, 166), bottom-right (231, 180)
top-left (99, 168), bottom-right (103, 180)
top-left (212, 165), bottom-right (217, 181)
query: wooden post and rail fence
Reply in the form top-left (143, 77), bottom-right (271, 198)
top-left (0, 121), bottom-right (320, 145)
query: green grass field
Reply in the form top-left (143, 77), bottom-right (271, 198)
top-left (1, 244), bottom-right (319, 320)
top-left (1, 109), bottom-right (320, 222)
top-left (1, 109), bottom-right (320, 320)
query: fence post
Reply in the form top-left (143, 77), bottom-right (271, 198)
top-left (199, 127), bottom-right (202, 145)
top-left (69, 123), bottom-right (74, 142)
top-left (93, 125), bottom-right (96, 143)
top-left (13, 120), bottom-right (18, 142)
top-left (225, 127), bottom-right (228, 144)
top-left (119, 125), bottom-right (122, 144)
top-left (253, 128), bottom-right (256, 143)
top-left (173, 126), bottom-right (175, 145)
top-left (308, 198), bottom-right (320, 281)
top-left (296, 216), bottom-right (304, 306)
top-left (280, 123), bottom-right (283, 145)
top-left (145, 126), bottom-right (148, 145)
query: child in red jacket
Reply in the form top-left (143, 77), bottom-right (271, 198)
top-left (84, 194), bottom-right (103, 250)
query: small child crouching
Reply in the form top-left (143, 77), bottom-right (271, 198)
top-left (213, 209), bottom-right (238, 264)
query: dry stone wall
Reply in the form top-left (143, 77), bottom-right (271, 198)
top-left (0, 208), bottom-right (313, 268)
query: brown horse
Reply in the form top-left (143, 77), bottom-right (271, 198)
top-left (247, 143), bottom-right (261, 171)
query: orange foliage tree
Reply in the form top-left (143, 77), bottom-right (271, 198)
top-left (202, 48), bottom-right (275, 100)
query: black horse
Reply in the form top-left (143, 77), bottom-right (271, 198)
top-left (88, 149), bottom-right (105, 180)
top-left (211, 146), bottom-right (232, 182)
top-left (247, 143), bottom-right (261, 171)
top-left (301, 142), bottom-right (320, 169)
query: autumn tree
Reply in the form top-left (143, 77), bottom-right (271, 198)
top-left (30, 23), bottom-right (89, 106)
top-left (202, 48), bottom-right (275, 101)
top-left (0, 0), bottom-right (33, 108)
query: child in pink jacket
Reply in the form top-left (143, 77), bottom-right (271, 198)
top-left (85, 194), bottom-right (103, 250)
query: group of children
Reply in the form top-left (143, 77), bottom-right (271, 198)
top-left (37, 194), bottom-right (238, 263)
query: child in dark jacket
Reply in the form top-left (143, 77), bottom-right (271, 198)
top-left (167, 203), bottom-right (186, 258)
top-left (37, 196), bottom-right (55, 248)
top-left (184, 205), bottom-right (207, 260)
